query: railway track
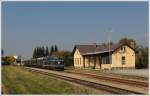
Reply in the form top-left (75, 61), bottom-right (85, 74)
top-left (64, 70), bottom-right (148, 88)
top-left (24, 67), bottom-right (144, 94)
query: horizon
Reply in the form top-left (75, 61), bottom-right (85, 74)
top-left (2, 1), bottom-right (148, 59)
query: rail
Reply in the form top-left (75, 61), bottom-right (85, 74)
top-left (24, 67), bottom-right (144, 95)
top-left (64, 70), bottom-right (148, 88)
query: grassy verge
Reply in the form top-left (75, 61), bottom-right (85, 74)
top-left (2, 66), bottom-right (99, 94)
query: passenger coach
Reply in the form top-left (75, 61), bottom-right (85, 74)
top-left (23, 56), bottom-right (64, 70)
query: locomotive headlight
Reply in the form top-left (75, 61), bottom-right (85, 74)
top-left (58, 61), bottom-right (60, 64)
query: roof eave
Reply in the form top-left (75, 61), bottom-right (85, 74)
top-left (83, 50), bottom-right (114, 56)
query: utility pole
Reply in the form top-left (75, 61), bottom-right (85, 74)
top-left (107, 28), bottom-right (113, 70)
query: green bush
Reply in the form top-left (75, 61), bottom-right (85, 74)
top-left (2, 61), bottom-right (11, 65)
top-left (64, 58), bottom-right (73, 67)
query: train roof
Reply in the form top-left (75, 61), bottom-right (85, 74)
top-left (46, 56), bottom-right (63, 60)
top-left (23, 56), bottom-right (64, 61)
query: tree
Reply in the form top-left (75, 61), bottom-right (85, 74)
top-left (33, 46), bottom-right (46, 58)
top-left (50, 46), bottom-right (54, 55)
top-left (42, 46), bottom-right (45, 57)
top-left (1, 48), bottom-right (4, 57)
top-left (36, 47), bottom-right (40, 58)
top-left (3, 56), bottom-right (15, 65)
top-left (39, 47), bottom-right (42, 57)
top-left (119, 38), bottom-right (136, 48)
top-left (58, 51), bottom-right (73, 66)
top-left (135, 45), bottom-right (148, 69)
top-left (45, 46), bottom-right (49, 56)
top-left (32, 48), bottom-right (36, 58)
top-left (54, 45), bottom-right (58, 52)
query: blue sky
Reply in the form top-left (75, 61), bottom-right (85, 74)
top-left (2, 2), bottom-right (148, 58)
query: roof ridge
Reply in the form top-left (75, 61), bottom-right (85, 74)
top-left (75, 42), bottom-right (119, 46)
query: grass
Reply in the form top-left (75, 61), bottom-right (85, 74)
top-left (2, 66), bottom-right (99, 94)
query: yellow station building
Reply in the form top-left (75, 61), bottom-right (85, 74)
top-left (73, 43), bottom-right (136, 70)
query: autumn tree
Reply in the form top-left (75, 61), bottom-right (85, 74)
top-left (3, 56), bottom-right (15, 65)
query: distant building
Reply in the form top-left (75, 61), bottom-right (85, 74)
top-left (13, 55), bottom-right (22, 65)
top-left (13, 56), bottom-right (18, 59)
top-left (72, 43), bottom-right (135, 70)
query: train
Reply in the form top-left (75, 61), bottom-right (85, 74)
top-left (22, 56), bottom-right (65, 70)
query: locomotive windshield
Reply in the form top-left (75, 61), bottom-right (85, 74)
top-left (45, 56), bottom-right (64, 65)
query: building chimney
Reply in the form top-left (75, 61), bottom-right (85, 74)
top-left (130, 41), bottom-right (136, 49)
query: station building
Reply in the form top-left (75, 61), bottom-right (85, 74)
top-left (72, 43), bottom-right (136, 70)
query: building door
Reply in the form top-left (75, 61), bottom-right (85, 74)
top-left (99, 56), bottom-right (101, 69)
